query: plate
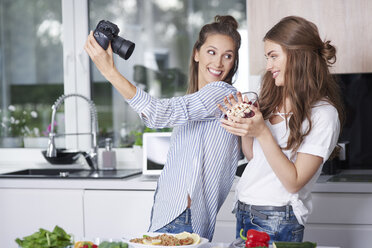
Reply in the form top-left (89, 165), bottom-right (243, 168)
top-left (67, 237), bottom-right (127, 247)
top-left (125, 232), bottom-right (209, 248)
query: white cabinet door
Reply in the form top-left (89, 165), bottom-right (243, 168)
top-left (305, 193), bottom-right (372, 247)
top-left (0, 188), bottom-right (84, 248)
top-left (84, 190), bottom-right (155, 239)
top-left (213, 221), bottom-right (236, 243)
top-left (304, 224), bottom-right (372, 247)
top-left (308, 193), bottom-right (372, 224)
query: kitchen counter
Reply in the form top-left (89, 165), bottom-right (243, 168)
top-left (1, 147), bottom-right (372, 193)
top-left (1, 162), bottom-right (372, 193)
top-left (0, 174), bottom-right (157, 190)
top-left (0, 162), bottom-right (157, 190)
top-left (313, 174), bottom-right (372, 193)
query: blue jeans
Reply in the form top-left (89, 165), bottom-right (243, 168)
top-left (235, 202), bottom-right (304, 244)
top-left (155, 208), bottom-right (193, 234)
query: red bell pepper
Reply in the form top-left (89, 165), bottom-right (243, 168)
top-left (240, 228), bottom-right (270, 248)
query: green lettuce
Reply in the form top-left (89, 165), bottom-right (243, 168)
top-left (15, 225), bottom-right (72, 248)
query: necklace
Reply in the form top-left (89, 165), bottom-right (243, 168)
top-left (272, 107), bottom-right (292, 120)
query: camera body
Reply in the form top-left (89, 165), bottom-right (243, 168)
top-left (93, 20), bottom-right (135, 60)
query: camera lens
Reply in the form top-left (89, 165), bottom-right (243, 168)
top-left (111, 36), bottom-right (135, 60)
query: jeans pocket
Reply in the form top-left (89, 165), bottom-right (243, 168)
top-left (277, 215), bottom-right (304, 242)
top-left (174, 217), bottom-right (185, 225)
top-left (249, 212), bottom-right (277, 235)
top-left (156, 222), bottom-right (176, 233)
top-left (291, 224), bottom-right (304, 242)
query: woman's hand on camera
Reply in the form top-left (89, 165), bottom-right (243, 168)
top-left (84, 31), bottom-right (137, 100)
top-left (84, 31), bottom-right (117, 79)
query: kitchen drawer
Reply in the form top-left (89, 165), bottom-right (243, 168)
top-left (307, 193), bottom-right (372, 224)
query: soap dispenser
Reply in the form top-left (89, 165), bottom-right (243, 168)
top-left (102, 138), bottom-right (117, 170)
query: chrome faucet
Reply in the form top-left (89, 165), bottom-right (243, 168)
top-left (46, 93), bottom-right (99, 170)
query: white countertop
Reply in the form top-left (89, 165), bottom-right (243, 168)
top-left (0, 162), bottom-right (157, 190)
top-left (1, 159), bottom-right (372, 193)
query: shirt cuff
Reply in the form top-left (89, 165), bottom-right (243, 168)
top-left (126, 87), bottom-right (152, 114)
top-left (297, 143), bottom-right (330, 162)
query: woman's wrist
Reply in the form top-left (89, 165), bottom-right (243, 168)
top-left (103, 66), bottom-right (120, 82)
top-left (106, 69), bottom-right (137, 100)
top-left (256, 124), bottom-right (271, 143)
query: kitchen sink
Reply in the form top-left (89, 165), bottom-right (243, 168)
top-left (0, 168), bottom-right (141, 179)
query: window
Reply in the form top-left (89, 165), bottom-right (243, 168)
top-left (0, 0), bottom-right (63, 148)
top-left (88, 0), bottom-right (247, 147)
top-left (0, 0), bottom-right (247, 150)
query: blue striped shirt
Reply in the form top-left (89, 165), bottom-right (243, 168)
top-left (127, 81), bottom-right (239, 240)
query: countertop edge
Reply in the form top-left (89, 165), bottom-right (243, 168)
top-left (0, 174), bottom-right (158, 191)
top-left (1, 175), bottom-right (372, 193)
top-left (1, 166), bottom-right (372, 193)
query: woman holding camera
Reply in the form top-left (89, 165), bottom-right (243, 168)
top-left (219, 16), bottom-right (344, 243)
top-left (85, 15), bottom-right (241, 241)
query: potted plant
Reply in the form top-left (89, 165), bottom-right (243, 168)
top-left (0, 105), bottom-right (39, 148)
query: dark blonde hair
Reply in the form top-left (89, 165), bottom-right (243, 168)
top-left (259, 16), bottom-right (344, 153)
top-left (187, 15), bottom-right (241, 94)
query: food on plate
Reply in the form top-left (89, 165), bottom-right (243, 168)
top-left (190, 233), bottom-right (201, 245)
top-left (15, 225), bottom-right (73, 248)
top-left (74, 241), bottom-right (97, 248)
top-left (174, 231), bottom-right (191, 240)
top-left (272, 241), bottom-right (317, 248)
top-left (74, 241), bottom-right (98, 248)
top-left (225, 101), bottom-right (255, 120)
top-left (239, 228), bottom-right (270, 248)
top-left (74, 240), bottom-right (128, 248)
top-left (130, 232), bottom-right (201, 246)
top-left (142, 238), bottom-right (165, 245)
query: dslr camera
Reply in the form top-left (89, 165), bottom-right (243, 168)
top-left (93, 20), bottom-right (135, 60)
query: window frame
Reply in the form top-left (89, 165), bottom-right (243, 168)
top-left (0, 0), bottom-right (93, 159)
top-left (0, 0), bottom-right (254, 163)
top-left (62, 0), bottom-right (92, 151)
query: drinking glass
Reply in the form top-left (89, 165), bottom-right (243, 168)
top-left (215, 91), bottom-right (259, 119)
top-left (241, 91), bottom-right (259, 107)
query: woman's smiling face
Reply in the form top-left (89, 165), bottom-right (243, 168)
top-left (194, 33), bottom-right (235, 89)
top-left (264, 39), bottom-right (287, 87)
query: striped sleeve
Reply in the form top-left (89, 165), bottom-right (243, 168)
top-left (126, 81), bottom-right (236, 128)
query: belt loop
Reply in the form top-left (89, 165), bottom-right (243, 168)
top-left (232, 201), bottom-right (238, 214)
top-left (250, 206), bottom-right (269, 220)
top-left (184, 209), bottom-right (188, 224)
top-left (187, 208), bottom-right (191, 224)
top-left (285, 205), bottom-right (290, 220)
top-left (248, 204), bottom-right (252, 219)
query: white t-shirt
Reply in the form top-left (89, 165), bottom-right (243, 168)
top-left (236, 101), bottom-right (340, 225)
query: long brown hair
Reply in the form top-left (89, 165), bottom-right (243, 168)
top-left (187, 15), bottom-right (241, 94)
top-left (259, 16), bottom-right (345, 153)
